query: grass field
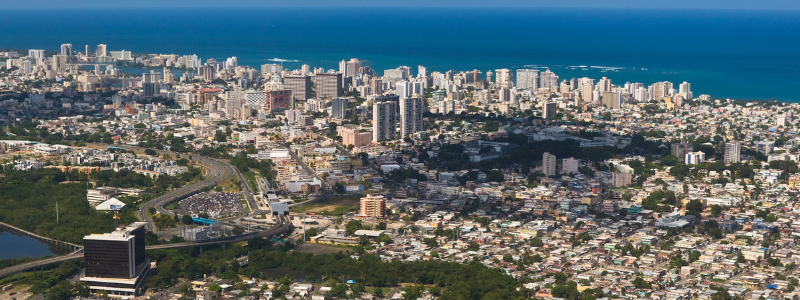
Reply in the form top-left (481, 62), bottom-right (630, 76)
top-left (242, 170), bottom-right (260, 193)
top-left (290, 195), bottom-right (361, 216)
top-left (240, 194), bottom-right (251, 214)
top-left (217, 175), bottom-right (242, 192)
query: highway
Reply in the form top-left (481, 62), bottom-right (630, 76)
top-left (85, 143), bottom-right (237, 231)
top-left (0, 215), bottom-right (292, 279)
top-left (0, 144), bottom-right (287, 280)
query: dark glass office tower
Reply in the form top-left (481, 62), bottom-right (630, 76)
top-left (81, 222), bottom-right (150, 298)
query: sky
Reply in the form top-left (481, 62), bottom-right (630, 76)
top-left (3, 0), bottom-right (800, 9)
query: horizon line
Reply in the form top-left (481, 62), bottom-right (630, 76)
top-left (1, 6), bottom-right (799, 10)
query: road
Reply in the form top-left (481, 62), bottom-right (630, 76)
top-left (0, 216), bottom-right (292, 279)
top-left (0, 144), bottom-right (282, 279)
top-left (288, 147), bottom-right (332, 190)
top-left (85, 143), bottom-right (238, 231)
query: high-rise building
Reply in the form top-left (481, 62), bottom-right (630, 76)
top-left (359, 194), bottom-right (387, 218)
top-left (261, 63), bottom-right (282, 75)
top-left (370, 78), bottom-right (383, 96)
top-left (20, 60), bottom-right (31, 74)
top-left (597, 77), bottom-right (612, 92)
top-left (301, 64), bottom-right (310, 76)
top-left (579, 77), bottom-right (595, 104)
top-left (85, 45), bottom-right (90, 56)
top-left (757, 141), bottom-right (774, 155)
top-left (724, 141), bottom-right (741, 163)
top-left (60, 43), bottom-right (73, 56)
top-left (265, 89), bottom-right (293, 113)
top-left (314, 73), bottom-right (343, 98)
top-left (679, 81), bottom-right (693, 100)
top-left (516, 69), bottom-right (539, 90)
top-left (339, 126), bottom-right (372, 147)
top-left (634, 86), bottom-right (649, 102)
top-left (494, 68), bottom-right (512, 89)
top-left (345, 58), bottom-right (362, 77)
top-left (543, 152), bottom-right (557, 177)
top-left (142, 71), bottom-right (160, 97)
top-left (383, 66), bottom-right (411, 84)
top-left (612, 172), bottom-right (632, 187)
top-left (685, 151), bottom-right (705, 165)
top-left (52, 54), bottom-right (67, 74)
top-left (199, 65), bottom-right (215, 82)
top-left (399, 97), bottom-right (423, 137)
top-left (543, 102), bottom-right (557, 120)
top-left (331, 97), bottom-right (348, 119)
top-left (28, 49), bottom-right (45, 59)
top-left (417, 65), bottom-right (427, 78)
top-left (539, 69), bottom-right (559, 89)
top-left (671, 141), bottom-right (692, 163)
top-left (96, 44), bottom-right (107, 57)
top-left (563, 157), bottom-right (579, 174)
top-left (601, 91), bottom-right (621, 109)
top-left (283, 75), bottom-right (312, 101)
top-left (372, 98), bottom-right (397, 142)
top-left (777, 115), bottom-right (789, 127)
top-left (498, 87), bottom-right (511, 103)
top-left (81, 222), bottom-right (150, 297)
top-left (395, 80), bottom-right (412, 100)
top-left (649, 81), bottom-right (673, 99)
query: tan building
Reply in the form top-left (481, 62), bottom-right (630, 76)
top-left (359, 194), bottom-right (386, 218)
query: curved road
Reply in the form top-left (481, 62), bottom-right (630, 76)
top-left (86, 144), bottom-right (238, 231)
top-left (0, 216), bottom-right (291, 279)
top-left (0, 144), bottom-right (280, 279)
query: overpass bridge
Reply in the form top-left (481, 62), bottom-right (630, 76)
top-left (1, 144), bottom-right (277, 281)
top-left (0, 216), bottom-right (291, 280)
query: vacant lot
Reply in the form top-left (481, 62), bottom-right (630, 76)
top-left (290, 195), bottom-right (360, 216)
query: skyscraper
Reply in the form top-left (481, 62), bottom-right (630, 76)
top-left (373, 97), bottom-right (397, 142)
top-left (679, 81), bottom-right (693, 100)
top-left (516, 69), bottom-right (539, 90)
top-left (28, 49), bottom-right (45, 59)
top-left (399, 97), bottom-right (423, 137)
top-left (417, 65), bottom-right (427, 78)
top-left (543, 102), bottom-right (557, 120)
top-left (331, 97), bottom-right (348, 119)
top-left (495, 68), bottom-right (512, 88)
top-left (396, 80), bottom-right (412, 100)
top-left (142, 71), bottom-right (160, 97)
top-left (314, 73), bottom-right (343, 98)
top-left (346, 58), bottom-right (362, 77)
top-left (579, 77), bottom-right (595, 104)
top-left (671, 141), bottom-right (692, 163)
top-left (52, 54), bottom-right (67, 74)
top-left (283, 75), bottom-right (312, 101)
top-left (597, 77), bottom-right (612, 92)
top-left (81, 222), bottom-right (150, 297)
top-left (60, 43), bottom-right (73, 56)
top-left (265, 89), bottom-right (293, 113)
top-left (543, 152), bottom-right (557, 177)
top-left (601, 91), bottom-right (621, 109)
top-left (539, 69), bottom-right (559, 89)
top-left (724, 142), bottom-right (741, 163)
top-left (96, 44), bottom-right (107, 57)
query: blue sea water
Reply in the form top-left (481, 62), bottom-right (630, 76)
top-left (0, 8), bottom-right (798, 101)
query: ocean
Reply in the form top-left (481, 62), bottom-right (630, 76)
top-left (0, 7), bottom-right (798, 101)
